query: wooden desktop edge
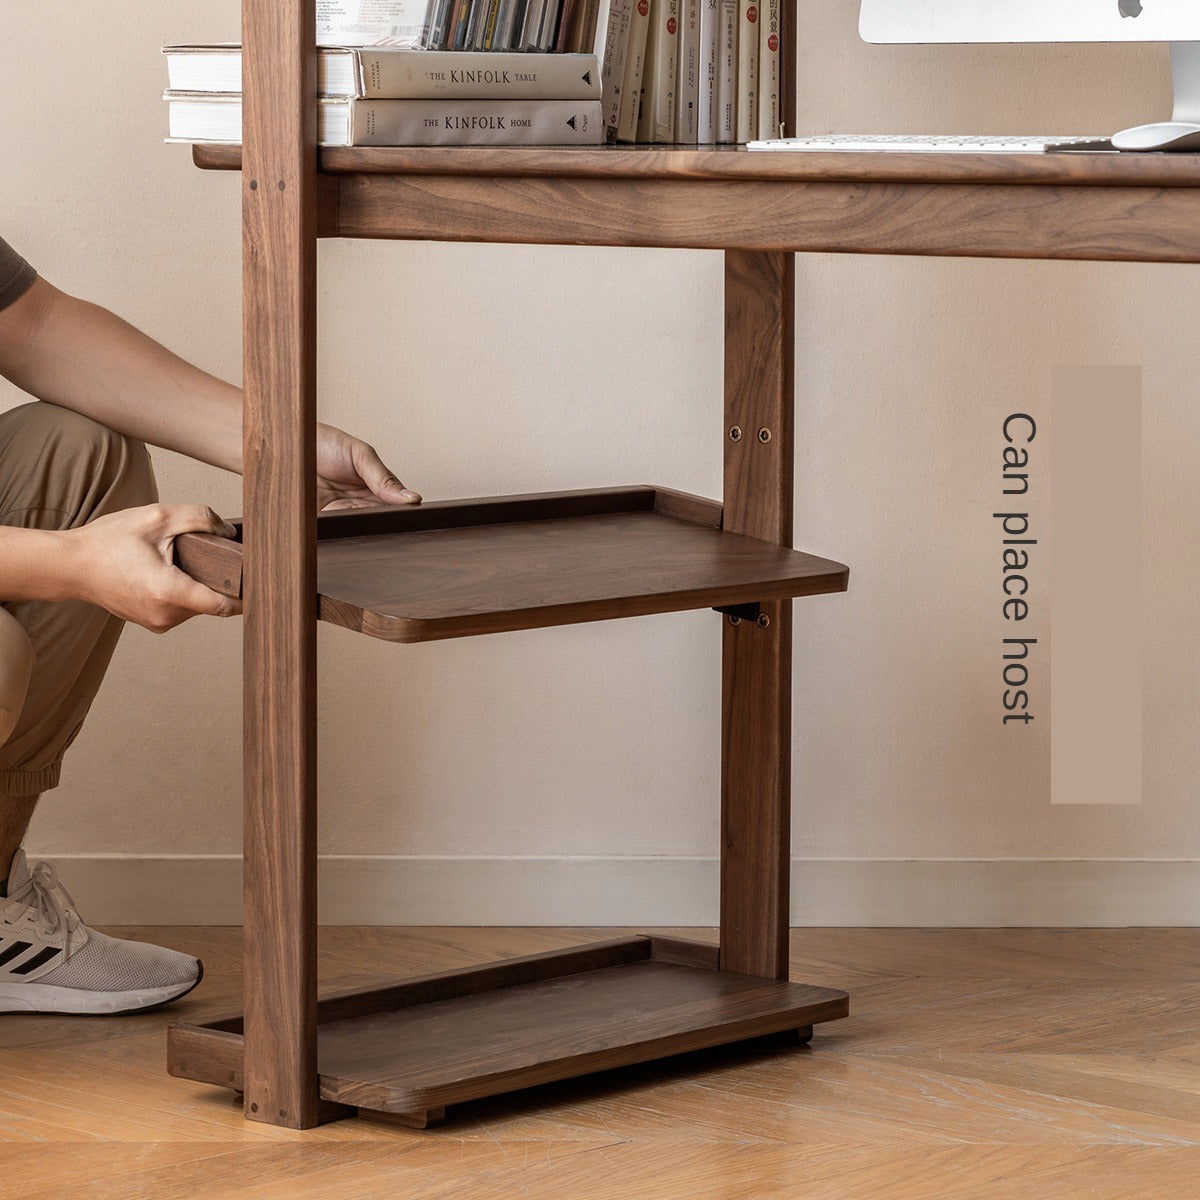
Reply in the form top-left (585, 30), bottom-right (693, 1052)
top-left (191, 141), bottom-right (1200, 187)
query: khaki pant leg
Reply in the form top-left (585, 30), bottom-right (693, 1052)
top-left (0, 402), bottom-right (157, 793)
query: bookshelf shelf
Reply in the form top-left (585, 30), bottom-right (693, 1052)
top-left (169, 936), bottom-right (849, 1127)
top-left (176, 486), bottom-right (848, 642)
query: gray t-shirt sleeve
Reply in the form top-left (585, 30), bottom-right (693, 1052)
top-left (0, 237), bottom-right (37, 311)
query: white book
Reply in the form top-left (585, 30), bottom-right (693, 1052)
top-left (316, 0), bottom-right (436, 47)
top-left (756, 0), bottom-right (780, 139)
top-left (162, 45), bottom-right (602, 101)
top-left (696, 0), bottom-right (718, 143)
top-left (600, 0), bottom-right (633, 135)
top-left (715, 0), bottom-right (737, 144)
top-left (165, 93), bottom-right (605, 146)
top-left (636, 0), bottom-right (677, 142)
top-left (735, 0), bottom-right (757, 142)
top-left (616, 0), bottom-right (651, 141)
top-left (674, 0), bottom-right (699, 143)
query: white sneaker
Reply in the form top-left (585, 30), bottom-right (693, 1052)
top-left (0, 849), bottom-right (202, 1015)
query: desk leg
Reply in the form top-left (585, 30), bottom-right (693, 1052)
top-left (241, 0), bottom-right (329, 1129)
top-left (720, 249), bottom-right (795, 981)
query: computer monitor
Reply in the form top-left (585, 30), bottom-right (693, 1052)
top-left (858, 1), bottom-right (1200, 150)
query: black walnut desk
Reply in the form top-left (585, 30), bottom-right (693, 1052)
top-left (168, 140), bottom-right (1200, 1129)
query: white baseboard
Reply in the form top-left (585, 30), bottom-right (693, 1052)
top-left (36, 856), bottom-right (1200, 927)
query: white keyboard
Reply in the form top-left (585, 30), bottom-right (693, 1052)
top-left (746, 133), bottom-right (1113, 154)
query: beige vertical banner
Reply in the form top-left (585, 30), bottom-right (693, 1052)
top-left (1050, 366), bottom-right (1142, 805)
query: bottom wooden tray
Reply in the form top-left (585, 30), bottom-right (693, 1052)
top-left (168, 936), bottom-right (849, 1126)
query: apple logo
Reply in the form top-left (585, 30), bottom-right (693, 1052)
top-left (1119, 0), bottom-right (1143, 16)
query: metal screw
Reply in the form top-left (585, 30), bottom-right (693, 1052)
top-left (729, 426), bottom-right (743, 442)
top-left (757, 427), bottom-right (773, 444)
top-left (756, 613), bottom-right (771, 629)
top-left (728, 614), bottom-right (741, 626)
top-left (249, 180), bottom-right (258, 190)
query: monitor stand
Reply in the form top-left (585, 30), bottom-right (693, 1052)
top-left (1112, 42), bottom-right (1200, 151)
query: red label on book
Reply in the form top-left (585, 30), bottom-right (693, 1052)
top-left (768, 32), bottom-right (778, 50)
top-left (667, 15), bottom-right (677, 32)
top-left (747, 4), bottom-right (757, 20)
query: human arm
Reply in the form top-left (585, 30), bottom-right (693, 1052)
top-left (0, 277), bottom-right (421, 507)
top-left (0, 506), bottom-right (241, 632)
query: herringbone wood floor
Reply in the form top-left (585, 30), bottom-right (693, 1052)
top-left (2, 927), bottom-right (1198, 1199)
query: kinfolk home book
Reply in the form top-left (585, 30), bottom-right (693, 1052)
top-left (164, 93), bottom-right (604, 146)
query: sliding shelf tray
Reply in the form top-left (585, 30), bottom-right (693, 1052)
top-left (168, 935), bottom-right (849, 1126)
top-left (176, 486), bottom-right (848, 642)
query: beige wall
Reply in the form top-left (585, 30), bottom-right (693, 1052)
top-left (1, 3), bottom-right (1196, 920)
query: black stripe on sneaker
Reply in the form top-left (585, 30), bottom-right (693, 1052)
top-left (10, 946), bottom-right (61, 975)
top-left (0, 940), bottom-right (32, 967)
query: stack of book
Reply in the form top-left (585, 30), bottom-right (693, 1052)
top-left (164, 44), bottom-right (605, 146)
top-left (599, 0), bottom-right (780, 143)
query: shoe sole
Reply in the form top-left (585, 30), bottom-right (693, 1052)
top-left (0, 960), bottom-right (204, 1015)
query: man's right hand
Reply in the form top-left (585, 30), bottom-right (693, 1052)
top-left (66, 504), bottom-right (242, 633)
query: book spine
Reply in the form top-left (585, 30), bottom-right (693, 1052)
top-left (674, 0), bottom-right (699, 143)
top-left (358, 51), bottom-right (602, 100)
top-left (590, 0), bottom-right (612, 55)
top-left (347, 98), bottom-right (605, 145)
top-left (735, 0), bottom-right (757, 141)
top-left (715, 0), bottom-right (737, 144)
top-left (756, 0), bottom-right (779, 139)
top-left (567, 0), bottom-right (601, 54)
top-left (483, 0), bottom-right (505, 48)
top-left (492, 0), bottom-right (528, 48)
top-left (638, 0), bottom-right (677, 143)
top-left (696, 0), bottom-right (718, 144)
top-left (601, 0), bottom-right (633, 138)
top-left (519, 0), bottom-right (547, 50)
top-left (537, 0), bottom-right (564, 49)
top-left (451, 0), bottom-right (474, 47)
top-left (465, 0), bottom-right (490, 49)
top-left (616, 0), bottom-right (650, 141)
top-left (554, 0), bottom-right (579, 51)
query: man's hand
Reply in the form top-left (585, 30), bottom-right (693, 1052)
top-left (316, 423), bottom-right (421, 512)
top-left (66, 504), bottom-right (242, 633)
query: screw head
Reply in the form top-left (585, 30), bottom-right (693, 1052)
top-left (756, 613), bottom-right (771, 628)
top-left (729, 426), bottom-right (743, 442)
top-left (728, 614), bottom-right (741, 626)
top-left (757, 427), bottom-right (773, 444)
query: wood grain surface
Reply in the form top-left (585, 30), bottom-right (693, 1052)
top-left (190, 144), bottom-right (1200, 261)
top-left (168, 935), bottom-right (847, 1117)
top-left (720, 250), bottom-right (795, 982)
top-left (174, 487), bottom-right (848, 642)
top-left (240, 0), bottom-right (325, 1129)
top-left (193, 140), bottom-right (1200, 186)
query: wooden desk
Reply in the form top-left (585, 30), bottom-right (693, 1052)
top-left (171, 139), bottom-right (1200, 1129)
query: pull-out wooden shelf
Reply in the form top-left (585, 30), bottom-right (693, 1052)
top-left (169, 935), bottom-right (849, 1126)
top-left (176, 486), bottom-right (848, 642)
